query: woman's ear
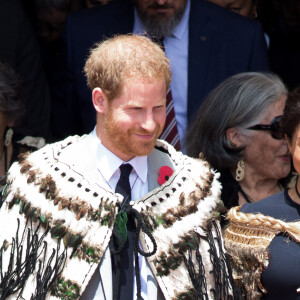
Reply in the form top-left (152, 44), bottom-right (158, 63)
top-left (92, 87), bottom-right (108, 113)
top-left (226, 127), bottom-right (244, 148)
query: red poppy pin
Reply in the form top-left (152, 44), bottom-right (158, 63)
top-left (158, 166), bottom-right (174, 185)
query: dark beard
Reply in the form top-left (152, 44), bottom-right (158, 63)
top-left (136, 1), bottom-right (187, 39)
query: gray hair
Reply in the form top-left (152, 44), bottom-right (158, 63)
top-left (0, 62), bottom-right (25, 126)
top-left (185, 72), bottom-right (287, 169)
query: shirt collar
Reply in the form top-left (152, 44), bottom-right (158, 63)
top-left (172, 0), bottom-right (190, 40)
top-left (133, 0), bottom-right (190, 40)
top-left (133, 9), bottom-right (147, 36)
top-left (92, 129), bottom-right (148, 184)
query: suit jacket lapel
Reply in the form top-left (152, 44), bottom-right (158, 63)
top-left (187, 0), bottom-right (213, 122)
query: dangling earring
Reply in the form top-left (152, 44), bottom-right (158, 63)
top-left (235, 160), bottom-right (245, 182)
top-left (4, 128), bottom-right (13, 147)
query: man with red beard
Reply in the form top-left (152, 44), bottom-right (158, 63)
top-left (52, 0), bottom-right (269, 151)
top-left (0, 35), bottom-right (236, 300)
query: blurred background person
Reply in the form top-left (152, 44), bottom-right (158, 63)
top-left (29, 0), bottom-right (114, 48)
top-left (32, 0), bottom-right (73, 52)
top-left (206, 0), bottom-right (258, 18)
top-left (186, 72), bottom-right (291, 214)
top-left (30, 0), bottom-right (73, 120)
top-left (0, 62), bottom-right (45, 184)
top-left (226, 0), bottom-right (300, 90)
top-left (225, 85), bottom-right (300, 299)
top-left (205, 0), bottom-right (271, 47)
top-left (0, 0), bottom-right (51, 141)
top-left (207, 0), bottom-right (300, 91)
top-left (260, 0), bottom-right (300, 91)
top-left (20, 0), bottom-right (77, 143)
top-left (21, 0), bottom-right (114, 67)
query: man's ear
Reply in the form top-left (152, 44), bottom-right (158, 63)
top-left (92, 87), bottom-right (107, 113)
top-left (226, 127), bottom-right (244, 148)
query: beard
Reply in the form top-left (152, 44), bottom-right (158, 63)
top-left (104, 108), bottom-right (163, 159)
top-left (135, 0), bottom-right (187, 39)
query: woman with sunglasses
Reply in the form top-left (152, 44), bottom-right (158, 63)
top-left (224, 86), bottom-right (300, 299)
top-left (186, 72), bottom-right (291, 217)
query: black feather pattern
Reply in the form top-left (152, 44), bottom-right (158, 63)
top-left (176, 220), bottom-right (241, 299)
top-left (206, 219), bottom-right (241, 300)
top-left (32, 242), bottom-right (67, 299)
top-left (0, 218), bottom-right (66, 299)
top-left (181, 243), bottom-right (209, 300)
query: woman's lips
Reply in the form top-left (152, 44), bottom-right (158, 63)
top-left (278, 154), bottom-right (291, 162)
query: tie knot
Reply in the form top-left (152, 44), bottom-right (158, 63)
top-left (119, 164), bottom-right (133, 179)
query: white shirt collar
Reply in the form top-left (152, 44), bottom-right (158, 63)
top-left (92, 129), bottom-right (148, 184)
top-left (133, 0), bottom-right (190, 40)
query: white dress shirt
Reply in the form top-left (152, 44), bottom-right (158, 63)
top-left (133, 0), bottom-right (190, 152)
top-left (91, 129), bottom-right (149, 299)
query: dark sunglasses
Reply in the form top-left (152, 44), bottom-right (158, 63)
top-left (247, 115), bottom-right (284, 140)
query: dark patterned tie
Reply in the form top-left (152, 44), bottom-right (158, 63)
top-left (160, 88), bottom-right (181, 150)
top-left (153, 37), bottom-right (181, 151)
top-left (112, 164), bottom-right (134, 300)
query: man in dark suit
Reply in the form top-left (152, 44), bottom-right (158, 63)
top-left (52, 0), bottom-right (269, 146)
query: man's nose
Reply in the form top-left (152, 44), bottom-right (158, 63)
top-left (141, 113), bottom-right (156, 132)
